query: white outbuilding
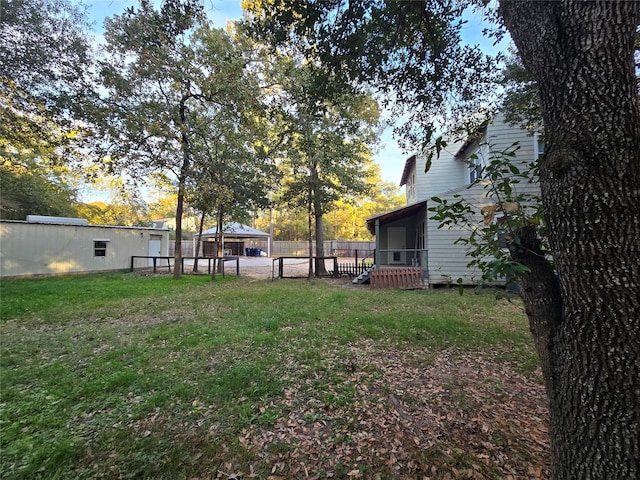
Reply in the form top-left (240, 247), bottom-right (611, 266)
top-left (0, 216), bottom-right (170, 278)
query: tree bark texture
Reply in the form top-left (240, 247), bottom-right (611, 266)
top-left (193, 210), bottom-right (206, 273)
top-left (173, 178), bottom-right (185, 280)
top-left (509, 225), bottom-right (563, 403)
top-left (315, 213), bottom-right (327, 276)
top-left (500, 1), bottom-right (640, 478)
top-left (174, 93), bottom-right (193, 279)
top-left (308, 185), bottom-right (314, 280)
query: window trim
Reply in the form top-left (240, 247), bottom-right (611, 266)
top-left (93, 239), bottom-right (110, 257)
top-left (406, 172), bottom-right (416, 200)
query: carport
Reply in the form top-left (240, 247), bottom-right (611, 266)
top-left (194, 222), bottom-right (271, 257)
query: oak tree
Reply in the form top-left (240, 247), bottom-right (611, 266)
top-left (245, 1), bottom-right (640, 476)
top-left (96, 1), bottom-right (261, 277)
top-left (185, 97), bottom-right (276, 271)
top-left (1, 0), bottom-right (93, 219)
top-left (269, 59), bottom-right (380, 275)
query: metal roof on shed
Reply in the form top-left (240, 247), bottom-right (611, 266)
top-left (197, 222), bottom-right (270, 238)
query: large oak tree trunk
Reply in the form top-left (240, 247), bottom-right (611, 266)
top-left (500, 1), bottom-right (640, 477)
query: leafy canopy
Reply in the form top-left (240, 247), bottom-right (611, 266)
top-left (244, 0), bottom-right (500, 149)
top-left (1, 0), bottom-right (94, 219)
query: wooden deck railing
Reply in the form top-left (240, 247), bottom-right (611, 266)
top-left (369, 267), bottom-right (426, 289)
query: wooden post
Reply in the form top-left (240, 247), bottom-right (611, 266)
top-left (374, 220), bottom-right (380, 268)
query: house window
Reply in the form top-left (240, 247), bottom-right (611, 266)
top-left (94, 240), bottom-right (108, 257)
top-left (469, 154), bottom-right (482, 184)
top-left (393, 251), bottom-right (402, 262)
top-left (407, 172), bottom-right (416, 200)
top-left (534, 131), bottom-right (545, 160)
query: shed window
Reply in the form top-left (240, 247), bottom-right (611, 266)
top-left (94, 241), bottom-right (107, 257)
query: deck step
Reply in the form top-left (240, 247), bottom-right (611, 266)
top-left (352, 269), bottom-right (372, 285)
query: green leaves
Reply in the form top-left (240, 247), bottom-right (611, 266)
top-left (245, 0), bottom-right (502, 149)
top-left (0, 0), bottom-right (93, 113)
top-left (96, 2), bottom-right (270, 219)
top-left (0, 161), bottom-right (79, 220)
top-left (500, 51), bottom-right (543, 134)
top-left (428, 195), bottom-right (474, 228)
top-left (0, 0), bottom-right (97, 217)
top-left (269, 57), bottom-right (380, 215)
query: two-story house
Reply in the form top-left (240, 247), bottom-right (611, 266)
top-left (365, 111), bottom-right (542, 286)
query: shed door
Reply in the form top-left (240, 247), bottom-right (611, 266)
top-left (387, 227), bottom-right (406, 264)
top-left (148, 237), bottom-right (162, 267)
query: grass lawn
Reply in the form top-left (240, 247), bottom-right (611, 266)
top-left (0, 273), bottom-right (549, 479)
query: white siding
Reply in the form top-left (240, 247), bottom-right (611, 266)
top-left (426, 184), bottom-right (503, 285)
top-left (0, 221), bottom-right (169, 277)
top-left (421, 112), bottom-right (541, 285)
top-left (413, 138), bottom-right (469, 201)
top-left (427, 225), bottom-right (483, 284)
top-left (406, 112), bottom-right (539, 201)
top-left (385, 112), bottom-right (542, 285)
top-left (484, 112), bottom-right (540, 200)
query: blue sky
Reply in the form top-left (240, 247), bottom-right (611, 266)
top-left (86, 0), bottom-right (243, 31)
top-left (84, 0), bottom-right (507, 188)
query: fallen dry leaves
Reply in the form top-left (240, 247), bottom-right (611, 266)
top-left (214, 339), bottom-right (550, 479)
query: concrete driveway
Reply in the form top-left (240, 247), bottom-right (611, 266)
top-left (188, 256), bottom-right (313, 279)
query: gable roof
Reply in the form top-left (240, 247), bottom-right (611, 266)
top-left (399, 154), bottom-right (417, 187)
top-left (454, 123), bottom-right (489, 160)
top-left (198, 222), bottom-right (270, 238)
